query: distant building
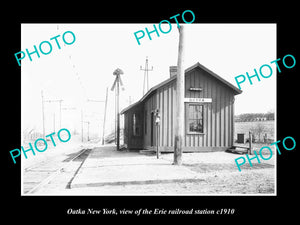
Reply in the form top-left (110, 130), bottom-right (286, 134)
top-left (121, 62), bottom-right (242, 152)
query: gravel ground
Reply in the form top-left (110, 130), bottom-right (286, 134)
top-left (36, 151), bottom-right (275, 195)
top-left (62, 168), bottom-right (275, 195)
top-left (24, 138), bottom-right (276, 195)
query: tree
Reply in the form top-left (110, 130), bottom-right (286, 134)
top-left (250, 123), bottom-right (266, 142)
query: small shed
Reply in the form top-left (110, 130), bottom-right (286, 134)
top-left (121, 62), bottom-right (242, 152)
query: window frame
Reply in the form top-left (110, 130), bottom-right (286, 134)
top-left (186, 103), bottom-right (205, 135)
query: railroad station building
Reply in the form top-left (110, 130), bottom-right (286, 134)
top-left (121, 62), bottom-right (242, 152)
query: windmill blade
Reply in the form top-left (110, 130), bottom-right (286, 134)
top-left (118, 76), bottom-right (125, 91)
top-left (118, 75), bottom-right (124, 86)
top-left (113, 68), bottom-right (124, 76)
top-left (111, 77), bottom-right (117, 91)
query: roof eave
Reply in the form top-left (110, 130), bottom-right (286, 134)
top-left (188, 62), bottom-right (242, 95)
top-left (121, 62), bottom-right (242, 114)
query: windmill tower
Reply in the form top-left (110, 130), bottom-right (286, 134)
top-left (111, 68), bottom-right (124, 151)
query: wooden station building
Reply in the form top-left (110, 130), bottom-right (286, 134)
top-left (121, 62), bottom-right (242, 152)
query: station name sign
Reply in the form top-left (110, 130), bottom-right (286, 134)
top-left (189, 87), bottom-right (202, 91)
top-left (184, 98), bottom-right (212, 103)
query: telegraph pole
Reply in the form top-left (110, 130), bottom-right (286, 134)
top-left (87, 98), bottom-right (105, 142)
top-left (41, 92), bottom-right (63, 136)
top-left (140, 56), bottom-right (153, 95)
top-left (83, 121), bottom-right (90, 141)
top-left (81, 111), bottom-right (91, 142)
top-left (174, 25), bottom-right (185, 166)
top-left (61, 106), bottom-right (76, 134)
top-left (44, 99), bottom-right (63, 128)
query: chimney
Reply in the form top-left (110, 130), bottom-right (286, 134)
top-left (169, 66), bottom-right (177, 77)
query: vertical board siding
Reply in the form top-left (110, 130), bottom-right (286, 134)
top-left (207, 76), bottom-right (212, 147)
top-left (167, 87), bottom-right (170, 146)
top-left (185, 68), bottom-right (234, 148)
top-left (151, 82), bottom-right (176, 148)
top-left (163, 87), bottom-right (168, 146)
top-left (170, 85), bottom-right (174, 146)
top-left (215, 81), bottom-right (220, 147)
top-left (125, 104), bottom-right (144, 149)
top-left (134, 67), bottom-right (236, 151)
top-left (156, 92), bottom-right (159, 147)
top-left (204, 75), bottom-right (208, 147)
top-left (172, 84), bottom-right (176, 145)
top-left (159, 90), bottom-right (162, 146)
top-left (220, 86), bottom-right (224, 146)
top-left (124, 113), bottom-right (128, 146)
top-left (211, 77), bottom-right (216, 147)
top-left (225, 90), bottom-right (229, 146)
top-left (231, 95), bottom-right (234, 146)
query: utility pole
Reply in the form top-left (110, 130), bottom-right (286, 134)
top-left (87, 98), bottom-right (105, 143)
top-left (140, 56), bottom-right (153, 95)
top-left (61, 106), bottom-right (76, 134)
top-left (44, 99), bottom-right (63, 128)
top-left (174, 25), bottom-right (185, 166)
top-left (102, 87), bottom-right (108, 145)
top-left (111, 68), bottom-right (124, 151)
top-left (83, 121), bottom-right (90, 141)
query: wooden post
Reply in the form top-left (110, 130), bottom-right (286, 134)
top-left (173, 25), bottom-right (185, 166)
top-left (156, 123), bottom-right (159, 159)
top-left (249, 131), bottom-right (252, 155)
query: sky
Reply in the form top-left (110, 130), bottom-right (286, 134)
top-left (21, 23), bottom-right (276, 139)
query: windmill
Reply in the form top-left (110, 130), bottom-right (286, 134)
top-left (111, 68), bottom-right (124, 151)
top-left (111, 68), bottom-right (124, 91)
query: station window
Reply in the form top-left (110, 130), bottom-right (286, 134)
top-left (133, 113), bottom-right (141, 136)
top-left (187, 104), bottom-right (203, 133)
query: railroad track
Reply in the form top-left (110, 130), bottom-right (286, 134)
top-left (24, 148), bottom-right (91, 194)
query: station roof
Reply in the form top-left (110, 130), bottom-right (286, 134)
top-left (121, 62), bottom-right (242, 114)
